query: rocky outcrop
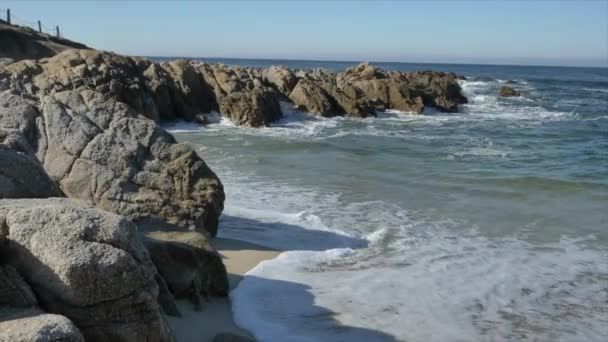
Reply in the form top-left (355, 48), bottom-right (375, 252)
top-left (288, 79), bottom-right (337, 117)
top-left (0, 265), bottom-right (38, 307)
top-left (0, 27), bottom-right (469, 342)
top-left (142, 230), bottom-right (229, 311)
top-left (262, 65), bottom-right (297, 95)
top-left (0, 264), bottom-right (84, 342)
top-left (0, 144), bottom-right (61, 198)
top-left (0, 308), bottom-right (84, 342)
top-left (499, 85), bottom-right (520, 97)
top-left (0, 198), bottom-right (174, 342)
top-left (1, 48), bottom-right (468, 129)
top-left (0, 21), bottom-right (88, 61)
top-left (0, 29), bottom-right (233, 341)
top-left (0, 61), bottom-right (225, 235)
top-left (196, 64), bottom-right (282, 126)
top-left (285, 63), bottom-right (466, 116)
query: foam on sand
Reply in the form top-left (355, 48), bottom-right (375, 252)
top-left (232, 225), bottom-right (608, 342)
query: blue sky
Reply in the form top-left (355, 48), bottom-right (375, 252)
top-left (3, 1), bottom-right (607, 66)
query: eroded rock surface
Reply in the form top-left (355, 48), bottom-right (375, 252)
top-left (0, 308), bottom-right (84, 342)
top-left (0, 265), bottom-right (84, 342)
top-left (0, 29), bottom-right (469, 342)
top-left (1, 49), bottom-right (467, 129)
top-left (0, 198), bottom-right (174, 342)
top-left (0, 21), bottom-right (88, 61)
top-left (0, 66), bottom-right (225, 235)
top-left (142, 230), bottom-right (229, 311)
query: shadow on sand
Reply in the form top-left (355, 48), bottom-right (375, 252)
top-left (231, 274), bottom-right (399, 342)
top-left (215, 215), bottom-right (396, 341)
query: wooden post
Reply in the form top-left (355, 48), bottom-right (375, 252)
top-left (37, 20), bottom-right (42, 33)
top-left (56, 25), bottom-right (60, 38)
top-left (6, 8), bottom-right (10, 24)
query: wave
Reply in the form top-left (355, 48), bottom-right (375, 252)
top-left (162, 77), bottom-right (584, 144)
top-left (583, 87), bottom-right (608, 93)
top-left (230, 200), bottom-right (608, 342)
top-left (166, 70), bottom-right (608, 342)
top-left (202, 159), bottom-right (608, 341)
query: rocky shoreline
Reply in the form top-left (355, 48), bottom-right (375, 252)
top-left (0, 21), bottom-right (468, 341)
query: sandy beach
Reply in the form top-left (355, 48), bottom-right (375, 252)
top-left (167, 238), bottom-right (281, 342)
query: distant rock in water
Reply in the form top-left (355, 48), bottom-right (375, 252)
top-left (499, 85), bottom-right (520, 97)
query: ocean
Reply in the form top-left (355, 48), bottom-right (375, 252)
top-left (162, 59), bottom-right (608, 342)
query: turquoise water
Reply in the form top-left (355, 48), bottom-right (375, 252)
top-left (166, 61), bottom-right (608, 342)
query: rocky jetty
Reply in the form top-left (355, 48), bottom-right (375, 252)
top-left (1, 49), bottom-right (467, 128)
top-left (0, 21), bottom-right (468, 341)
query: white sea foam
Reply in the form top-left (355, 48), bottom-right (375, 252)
top-left (458, 79), bottom-right (578, 124)
top-left (231, 206), bottom-right (608, 342)
top-left (162, 120), bottom-right (206, 133)
top-left (164, 78), bottom-right (578, 143)
top-left (583, 87), bottom-right (608, 93)
top-left (166, 72), bottom-right (607, 342)
top-left (162, 111), bottom-right (235, 133)
top-left (209, 160), bottom-right (608, 342)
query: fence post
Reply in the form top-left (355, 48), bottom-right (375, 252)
top-left (38, 20), bottom-right (42, 33)
top-left (6, 8), bottom-right (10, 25)
top-left (56, 25), bottom-right (60, 38)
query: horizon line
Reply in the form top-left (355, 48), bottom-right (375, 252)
top-left (133, 53), bottom-right (608, 70)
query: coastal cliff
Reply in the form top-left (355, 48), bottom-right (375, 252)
top-left (0, 22), bottom-right (468, 341)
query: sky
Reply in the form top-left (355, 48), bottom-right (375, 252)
top-left (2, 0), bottom-right (607, 67)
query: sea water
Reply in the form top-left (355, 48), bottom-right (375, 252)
top-left (163, 60), bottom-right (608, 342)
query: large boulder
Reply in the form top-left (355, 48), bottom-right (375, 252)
top-left (0, 93), bottom-right (62, 199)
top-left (0, 86), bottom-right (225, 236)
top-left (404, 71), bottom-right (468, 112)
top-left (342, 62), bottom-right (387, 82)
top-left (0, 198), bottom-right (174, 342)
top-left (0, 144), bottom-right (61, 198)
top-left (499, 85), bottom-right (520, 97)
top-left (0, 265), bottom-right (84, 342)
top-left (219, 87), bottom-right (282, 126)
top-left (0, 264), bottom-right (38, 307)
top-left (0, 308), bottom-right (84, 342)
top-left (141, 230), bottom-right (229, 310)
top-left (262, 65), bottom-right (298, 95)
top-left (160, 60), bottom-right (216, 120)
top-left (196, 64), bottom-right (283, 126)
top-left (289, 79), bottom-right (337, 117)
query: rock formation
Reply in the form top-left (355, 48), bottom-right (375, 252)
top-left (142, 230), bottom-right (229, 310)
top-left (0, 20), bottom-right (469, 341)
top-left (0, 264), bottom-right (85, 342)
top-left (0, 198), bottom-right (175, 341)
top-left (0, 64), bottom-right (225, 236)
top-left (0, 21), bottom-right (88, 61)
top-left (499, 85), bottom-right (520, 97)
top-left (1, 49), bottom-right (468, 129)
